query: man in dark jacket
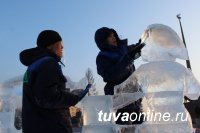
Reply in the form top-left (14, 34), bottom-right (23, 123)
top-left (95, 27), bottom-right (144, 124)
top-left (20, 30), bottom-right (89, 133)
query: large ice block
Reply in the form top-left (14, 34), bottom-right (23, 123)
top-left (112, 92), bottom-right (144, 110)
top-left (82, 96), bottom-right (114, 125)
top-left (0, 88), bottom-right (16, 132)
top-left (82, 125), bottom-right (119, 133)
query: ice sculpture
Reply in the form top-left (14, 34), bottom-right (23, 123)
top-left (81, 95), bottom-right (140, 133)
top-left (82, 96), bottom-right (114, 125)
top-left (115, 24), bottom-right (200, 133)
top-left (0, 87), bottom-right (17, 133)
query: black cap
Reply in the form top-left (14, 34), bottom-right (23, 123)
top-left (37, 30), bottom-right (62, 48)
top-left (94, 27), bottom-right (111, 46)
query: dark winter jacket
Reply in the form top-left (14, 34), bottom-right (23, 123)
top-left (95, 28), bottom-right (135, 95)
top-left (20, 47), bottom-right (79, 133)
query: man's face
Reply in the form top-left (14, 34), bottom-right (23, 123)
top-left (48, 41), bottom-right (64, 58)
top-left (106, 33), bottom-right (117, 46)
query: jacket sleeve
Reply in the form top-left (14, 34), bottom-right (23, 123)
top-left (96, 54), bottom-right (134, 84)
top-left (32, 58), bottom-right (79, 109)
top-left (128, 44), bottom-right (142, 60)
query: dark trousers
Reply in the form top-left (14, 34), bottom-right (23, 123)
top-left (116, 99), bottom-right (144, 125)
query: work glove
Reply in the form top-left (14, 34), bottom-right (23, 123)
top-left (128, 39), bottom-right (145, 60)
top-left (79, 84), bottom-right (92, 100)
top-left (71, 89), bottom-right (83, 96)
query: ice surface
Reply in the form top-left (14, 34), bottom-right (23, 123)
top-left (0, 128), bottom-right (17, 133)
top-left (82, 125), bottom-right (137, 133)
top-left (0, 95), bottom-right (16, 112)
top-left (0, 112), bottom-right (15, 128)
top-left (140, 24), bottom-right (188, 62)
top-left (113, 74), bottom-right (144, 109)
top-left (82, 125), bottom-right (119, 133)
top-left (135, 122), bottom-right (192, 133)
top-left (112, 92), bottom-right (144, 110)
top-left (0, 128), bottom-right (21, 133)
top-left (0, 88), bottom-right (17, 132)
top-left (82, 96), bottom-right (114, 125)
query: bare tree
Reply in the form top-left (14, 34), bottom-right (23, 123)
top-left (85, 68), bottom-right (94, 84)
top-left (85, 68), bottom-right (98, 96)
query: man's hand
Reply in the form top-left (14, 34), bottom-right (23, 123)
top-left (128, 39), bottom-right (146, 60)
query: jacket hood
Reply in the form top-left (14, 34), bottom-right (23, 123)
top-left (19, 47), bottom-right (60, 66)
top-left (95, 27), bottom-right (127, 51)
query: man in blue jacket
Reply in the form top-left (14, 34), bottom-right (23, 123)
top-left (95, 27), bottom-right (144, 124)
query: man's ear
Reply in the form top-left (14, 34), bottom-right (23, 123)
top-left (47, 44), bottom-right (54, 50)
top-left (110, 29), bottom-right (120, 42)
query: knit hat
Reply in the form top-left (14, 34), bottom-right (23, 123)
top-left (94, 27), bottom-right (112, 46)
top-left (37, 30), bottom-right (62, 48)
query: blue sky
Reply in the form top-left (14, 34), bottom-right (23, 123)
top-left (0, 0), bottom-right (200, 95)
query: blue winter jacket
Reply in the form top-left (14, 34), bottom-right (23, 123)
top-left (96, 39), bottom-right (135, 95)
